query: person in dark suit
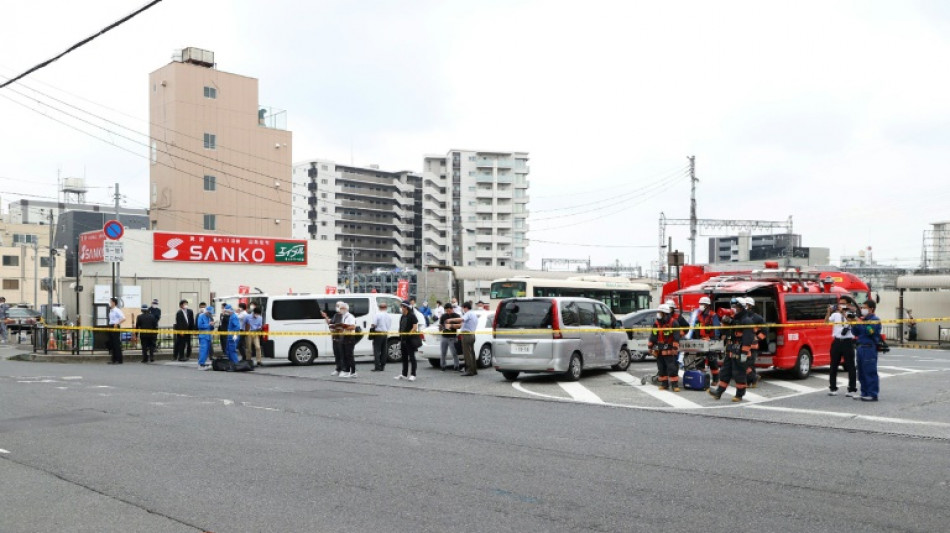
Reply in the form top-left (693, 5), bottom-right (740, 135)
top-left (149, 298), bottom-right (162, 324)
top-left (174, 299), bottom-right (195, 361)
top-left (136, 305), bottom-right (159, 363)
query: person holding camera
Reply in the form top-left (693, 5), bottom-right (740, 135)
top-left (825, 297), bottom-right (857, 397)
top-left (854, 300), bottom-right (882, 401)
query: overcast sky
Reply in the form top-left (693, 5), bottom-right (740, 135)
top-left (2, 0), bottom-right (948, 272)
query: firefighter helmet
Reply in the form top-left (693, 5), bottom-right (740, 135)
top-left (699, 296), bottom-right (711, 306)
top-left (658, 304), bottom-right (672, 314)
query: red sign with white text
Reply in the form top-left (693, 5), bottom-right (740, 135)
top-left (152, 232), bottom-right (308, 265)
top-left (325, 286), bottom-right (337, 294)
top-left (396, 279), bottom-right (409, 300)
top-left (80, 231), bottom-right (106, 263)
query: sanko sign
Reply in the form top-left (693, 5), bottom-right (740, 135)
top-left (153, 232), bottom-right (308, 266)
top-left (79, 231), bottom-right (106, 263)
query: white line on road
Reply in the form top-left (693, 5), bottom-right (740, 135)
top-left (556, 382), bottom-right (605, 404)
top-left (0, 448), bottom-right (9, 454)
top-left (61, 376), bottom-right (82, 380)
top-left (878, 366), bottom-right (920, 373)
top-left (612, 372), bottom-right (703, 409)
top-left (763, 379), bottom-right (819, 394)
top-left (746, 404), bottom-right (950, 428)
top-left (511, 382), bottom-right (572, 402)
top-left (241, 403), bottom-right (281, 412)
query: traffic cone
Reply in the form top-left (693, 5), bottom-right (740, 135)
top-left (47, 333), bottom-right (57, 350)
top-left (65, 333), bottom-right (73, 350)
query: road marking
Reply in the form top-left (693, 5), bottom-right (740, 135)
top-left (61, 376), bottom-right (82, 380)
top-left (746, 405), bottom-right (950, 428)
top-left (557, 382), bottom-right (605, 404)
top-left (511, 382), bottom-right (572, 402)
top-left (764, 379), bottom-right (819, 394)
top-left (0, 449), bottom-right (9, 454)
top-left (877, 371), bottom-right (895, 378)
top-left (241, 403), bottom-right (281, 412)
top-left (878, 366), bottom-right (919, 373)
top-left (612, 372), bottom-right (703, 409)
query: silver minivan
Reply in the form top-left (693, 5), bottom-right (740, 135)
top-left (492, 297), bottom-right (631, 381)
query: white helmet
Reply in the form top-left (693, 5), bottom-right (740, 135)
top-left (744, 297), bottom-right (755, 307)
top-left (658, 304), bottom-right (672, 314)
top-left (698, 296), bottom-right (711, 306)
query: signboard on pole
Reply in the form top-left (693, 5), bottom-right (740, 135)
top-left (103, 241), bottom-right (124, 262)
top-left (396, 279), bottom-right (409, 300)
top-left (80, 231), bottom-right (106, 264)
top-left (103, 220), bottom-right (125, 240)
top-left (153, 232), bottom-right (308, 266)
top-left (238, 285), bottom-right (250, 305)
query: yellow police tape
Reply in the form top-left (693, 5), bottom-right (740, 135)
top-left (37, 316), bottom-right (945, 338)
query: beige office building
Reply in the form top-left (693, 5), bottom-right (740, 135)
top-left (0, 222), bottom-right (66, 307)
top-left (148, 48), bottom-right (293, 237)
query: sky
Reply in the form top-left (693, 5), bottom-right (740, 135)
top-left (1, 0), bottom-right (949, 274)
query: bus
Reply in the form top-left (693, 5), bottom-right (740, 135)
top-left (489, 277), bottom-right (652, 315)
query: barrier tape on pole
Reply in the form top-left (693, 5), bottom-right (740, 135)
top-left (37, 316), bottom-right (948, 338)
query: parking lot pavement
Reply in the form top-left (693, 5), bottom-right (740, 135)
top-left (146, 348), bottom-right (950, 439)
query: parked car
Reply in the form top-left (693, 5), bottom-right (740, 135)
top-left (5, 308), bottom-right (41, 333)
top-left (492, 297), bottom-right (631, 382)
top-left (420, 311), bottom-right (493, 369)
top-left (619, 308), bottom-right (659, 362)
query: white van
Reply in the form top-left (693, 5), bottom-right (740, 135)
top-left (214, 293), bottom-right (423, 365)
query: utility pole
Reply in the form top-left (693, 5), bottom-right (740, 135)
top-left (688, 155), bottom-right (697, 265)
top-left (113, 183), bottom-right (121, 304)
top-left (46, 210), bottom-right (55, 323)
top-left (33, 241), bottom-right (38, 310)
top-left (348, 244), bottom-right (356, 293)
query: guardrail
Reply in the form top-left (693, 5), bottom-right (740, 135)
top-left (31, 325), bottom-right (203, 355)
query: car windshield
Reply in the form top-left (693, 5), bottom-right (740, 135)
top-left (495, 300), bottom-right (553, 329)
top-left (8, 308), bottom-right (37, 317)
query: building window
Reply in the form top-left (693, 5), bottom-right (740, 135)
top-left (203, 133), bottom-right (216, 150)
top-left (203, 86), bottom-right (217, 99)
top-left (321, 235), bottom-right (328, 240)
top-left (203, 214), bottom-right (216, 230)
top-left (203, 174), bottom-right (216, 191)
top-left (2, 279), bottom-right (17, 290)
top-left (40, 257), bottom-right (51, 268)
top-left (12, 234), bottom-right (37, 245)
top-left (2, 255), bottom-right (18, 267)
top-left (321, 179), bottom-right (328, 184)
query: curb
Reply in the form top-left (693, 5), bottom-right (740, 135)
top-left (6, 353), bottom-right (186, 364)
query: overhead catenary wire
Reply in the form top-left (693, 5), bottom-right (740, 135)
top-left (0, 0), bottom-right (164, 90)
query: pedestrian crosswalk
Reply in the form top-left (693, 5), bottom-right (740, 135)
top-left (510, 364), bottom-right (928, 409)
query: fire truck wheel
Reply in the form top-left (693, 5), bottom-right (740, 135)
top-left (793, 347), bottom-right (812, 379)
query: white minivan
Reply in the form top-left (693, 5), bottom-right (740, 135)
top-left (217, 293), bottom-right (421, 365)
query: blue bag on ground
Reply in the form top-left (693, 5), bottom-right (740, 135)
top-left (682, 370), bottom-right (709, 390)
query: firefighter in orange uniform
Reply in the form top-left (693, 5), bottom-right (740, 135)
top-left (742, 297), bottom-right (767, 388)
top-left (708, 298), bottom-right (755, 402)
top-left (693, 296), bottom-right (721, 384)
top-left (648, 304), bottom-right (681, 392)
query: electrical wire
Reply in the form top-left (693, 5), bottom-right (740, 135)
top-left (0, 0), bottom-right (164, 89)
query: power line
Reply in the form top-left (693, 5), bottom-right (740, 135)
top-left (531, 239), bottom-right (656, 248)
top-left (0, 0), bottom-right (164, 89)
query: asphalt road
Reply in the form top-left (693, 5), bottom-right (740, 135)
top-left (2, 344), bottom-right (949, 533)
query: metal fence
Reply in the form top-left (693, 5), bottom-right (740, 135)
top-left (31, 326), bottom-right (202, 355)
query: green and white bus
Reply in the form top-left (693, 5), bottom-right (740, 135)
top-left (489, 277), bottom-right (652, 315)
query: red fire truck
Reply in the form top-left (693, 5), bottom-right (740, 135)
top-left (671, 270), bottom-right (855, 379)
top-left (661, 262), bottom-right (871, 311)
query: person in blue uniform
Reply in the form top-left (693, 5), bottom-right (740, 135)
top-left (854, 299), bottom-right (881, 401)
top-left (197, 305), bottom-right (214, 369)
top-left (225, 304), bottom-right (242, 364)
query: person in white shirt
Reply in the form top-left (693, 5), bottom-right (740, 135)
top-left (236, 303), bottom-right (249, 361)
top-left (337, 302), bottom-right (358, 377)
top-left (107, 297), bottom-right (125, 364)
top-left (431, 301), bottom-right (444, 323)
top-left (371, 300), bottom-right (393, 371)
top-left (826, 296), bottom-right (857, 396)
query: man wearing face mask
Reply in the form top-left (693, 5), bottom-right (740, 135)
top-left (693, 296), bottom-right (721, 384)
top-left (648, 304), bottom-right (681, 392)
top-left (853, 300), bottom-right (882, 401)
top-left (322, 302), bottom-right (346, 376)
top-left (174, 300), bottom-right (195, 362)
top-left (708, 298), bottom-right (755, 402)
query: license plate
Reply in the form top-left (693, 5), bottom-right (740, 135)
top-left (511, 343), bottom-right (532, 355)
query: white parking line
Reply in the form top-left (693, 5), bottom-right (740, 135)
top-left (746, 405), bottom-right (950, 428)
top-left (763, 379), bottom-right (819, 394)
top-left (878, 366), bottom-right (919, 373)
top-left (556, 382), bottom-right (605, 404)
top-left (612, 372), bottom-right (702, 409)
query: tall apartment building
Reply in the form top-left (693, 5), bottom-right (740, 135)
top-left (148, 48), bottom-right (293, 237)
top-left (708, 233), bottom-right (802, 264)
top-left (291, 149), bottom-right (530, 276)
top-left (291, 160), bottom-right (421, 273)
top-left (422, 150), bottom-right (530, 270)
